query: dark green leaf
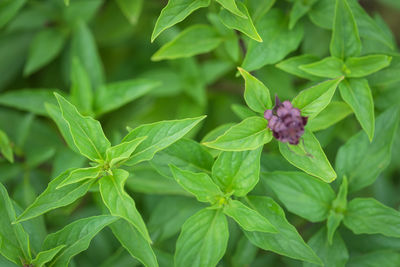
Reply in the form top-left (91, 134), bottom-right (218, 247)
top-left (347, 250), bottom-right (400, 267)
top-left (70, 57), bottom-right (93, 115)
top-left (116, 0), bottom-right (143, 24)
top-left (0, 130), bottom-right (13, 163)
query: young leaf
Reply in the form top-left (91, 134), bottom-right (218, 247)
top-left (344, 55), bottom-right (392, 78)
top-left (304, 228), bottom-right (349, 267)
top-left (31, 245), bottom-right (66, 267)
top-left (116, 0), bottom-right (143, 24)
top-left (327, 176), bottom-right (348, 244)
top-left (152, 25), bottom-right (222, 61)
top-left (55, 93), bottom-right (111, 161)
top-left (339, 78), bottom-right (375, 141)
top-left (212, 148), bottom-right (262, 196)
top-left (151, 0), bottom-right (211, 42)
top-left (122, 116), bottom-right (206, 166)
top-left (170, 165), bottom-right (223, 203)
top-left (216, 0), bottom-right (246, 18)
top-left (106, 137), bottom-right (147, 168)
top-left (276, 54), bottom-right (320, 81)
top-left (244, 196), bottom-right (322, 265)
top-left (110, 219), bottom-right (158, 267)
top-left (24, 28), bottom-right (67, 76)
top-left (326, 212), bottom-right (343, 247)
top-left (0, 183), bottom-right (31, 265)
top-left (99, 169), bottom-right (152, 243)
top-left (0, 130), bottom-right (13, 163)
top-left (203, 117), bottom-right (272, 151)
top-left (299, 57), bottom-right (344, 78)
top-left (343, 198), bottom-right (400, 238)
top-left (292, 77), bottom-right (344, 119)
top-left (95, 79), bottom-right (160, 116)
top-left (330, 0), bottom-right (361, 59)
top-left (70, 57), bottom-right (93, 115)
top-left (279, 130), bottom-right (336, 182)
top-left (15, 170), bottom-right (95, 223)
top-left (56, 166), bottom-right (102, 189)
top-left (347, 250), bottom-right (400, 267)
top-left (307, 101), bottom-right (352, 132)
top-left (262, 171), bottom-right (335, 222)
top-left (238, 67), bottom-right (272, 113)
top-left (219, 2), bottom-right (262, 42)
top-left (175, 208), bottom-right (229, 267)
top-left (223, 199), bottom-right (276, 233)
top-left (42, 215), bottom-right (118, 266)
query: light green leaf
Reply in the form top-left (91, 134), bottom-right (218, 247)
top-left (106, 137), bottom-right (147, 168)
top-left (151, 0), bottom-right (211, 42)
top-left (110, 219), bottom-right (158, 267)
top-left (344, 55), bottom-right (392, 78)
top-left (339, 78), bottom-right (374, 141)
top-left (123, 116), bottom-right (206, 165)
top-left (15, 170), bottom-right (94, 223)
top-left (99, 169), bottom-right (152, 243)
top-left (0, 130), bottom-right (13, 163)
top-left (347, 250), bottom-right (400, 267)
top-left (212, 148), bottom-right (262, 196)
top-left (56, 166), bottom-right (102, 189)
top-left (304, 228), bottom-right (348, 267)
top-left (55, 93), bottom-right (111, 161)
top-left (170, 165), bottom-right (223, 203)
top-left (152, 25), bottom-right (222, 61)
top-left (307, 101), bottom-right (352, 132)
top-left (116, 0), bottom-right (143, 24)
top-left (336, 106), bottom-right (399, 192)
top-left (344, 198), bottom-right (400, 238)
top-left (276, 54), bottom-right (320, 81)
top-left (0, 183), bottom-right (31, 264)
top-left (43, 215), bottom-right (118, 266)
top-left (299, 57), bottom-right (344, 78)
top-left (203, 116), bottom-right (272, 151)
top-left (369, 55), bottom-right (400, 87)
top-left (219, 2), bottom-right (262, 42)
top-left (231, 104), bottom-right (258, 120)
top-left (242, 9), bottom-right (303, 71)
top-left (238, 67), bottom-right (272, 113)
top-left (244, 196), bottom-right (322, 265)
top-left (326, 212), bottom-right (343, 246)
top-left (327, 176), bottom-right (348, 244)
top-left (263, 171), bottom-right (335, 222)
top-left (31, 245), bottom-right (65, 267)
top-left (292, 77), bottom-right (344, 119)
top-left (330, 0), bottom-right (361, 59)
top-left (224, 200), bottom-right (276, 233)
top-left (70, 57), bottom-right (93, 115)
top-left (175, 208), bottom-right (229, 267)
top-left (279, 130), bottom-right (336, 182)
top-left (216, 0), bottom-right (246, 17)
top-left (0, 0), bottom-right (27, 28)
top-left (95, 79), bottom-right (160, 116)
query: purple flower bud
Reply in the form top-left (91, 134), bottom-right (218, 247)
top-left (264, 96), bottom-right (308, 145)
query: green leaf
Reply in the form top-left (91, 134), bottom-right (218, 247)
top-left (0, 183), bottom-right (31, 265)
top-left (279, 130), bottom-right (336, 182)
top-left (216, 0), bottom-right (246, 18)
top-left (326, 212), bottom-right (343, 246)
top-left (344, 55), bottom-right (392, 78)
top-left (55, 93), bottom-right (111, 161)
top-left (31, 245), bottom-right (65, 267)
top-left (70, 57), bottom-right (93, 115)
top-left (0, 130), bottom-right (13, 163)
top-left (15, 170), bottom-right (94, 223)
top-left (238, 67), bottom-right (272, 113)
top-left (369, 55), bottom-right (400, 87)
top-left (203, 117), bottom-right (272, 151)
top-left (263, 171), bottom-right (335, 222)
top-left (304, 228), bottom-right (348, 267)
top-left (339, 78), bottom-right (374, 141)
top-left (170, 165), bottom-right (223, 203)
top-left (289, 0), bottom-right (317, 30)
top-left (299, 57), bottom-right (344, 78)
top-left (110, 219), bottom-right (158, 267)
top-left (343, 198), bottom-right (400, 238)
top-left (122, 116), bottom-right (206, 165)
top-left (219, 2), bottom-right (262, 42)
top-left (42, 215), bottom-right (118, 266)
top-left (106, 137), bottom-right (147, 168)
top-left (244, 196), bottom-right (322, 265)
top-left (276, 54), bottom-right (320, 81)
top-left (151, 0), bottom-right (211, 42)
top-left (327, 176), bottom-right (348, 244)
top-left (242, 9), bottom-right (303, 71)
top-left (231, 104), bottom-right (258, 120)
top-left (116, 0), bottom-right (143, 24)
top-left (307, 101), bottom-right (352, 132)
top-left (292, 77), bottom-right (344, 119)
top-left (152, 25), bottom-right (222, 61)
top-left (224, 200), bottom-right (276, 233)
top-left (347, 250), bottom-right (400, 267)
top-left (175, 208), bottom-right (229, 267)
top-left (0, 0), bottom-right (27, 28)
top-left (99, 169), bottom-right (152, 243)
top-left (56, 166), bottom-right (102, 189)
top-left (336, 106), bottom-right (399, 192)
top-left (95, 79), bottom-right (160, 116)
top-left (212, 148), bottom-right (262, 196)
top-left (330, 0), bottom-right (361, 59)
top-left (24, 28), bottom-right (66, 76)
